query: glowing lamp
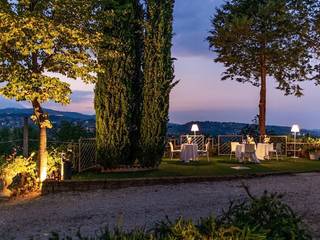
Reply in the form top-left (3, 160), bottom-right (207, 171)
top-left (191, 124), bottom-right (199, 136)
top-left (291, 124), bottom-right (300, 158)
top-left (291, 124), bottom-right (300, 133)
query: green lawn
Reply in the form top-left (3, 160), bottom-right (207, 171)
top-left (73, 156), bottom-right (320, 180)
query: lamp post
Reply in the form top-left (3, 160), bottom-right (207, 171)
top-left (191, 124), bottom-right (199, 137)
top-left (291, 124), bottom-right (300, 158)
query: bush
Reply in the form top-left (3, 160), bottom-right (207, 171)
top-left (48, 189), bottom-right (311, 240)
top-left (0, 153), bottom-right (38, 196)
top-left (0, 148), bottom-right (65, 196)
top-left (218, 186), bottom-right (311, 240)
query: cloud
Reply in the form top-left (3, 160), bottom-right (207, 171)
top-left (0, 97), bottom-right (26, 109)
top-left (173, 0), bottom-right (224, 58)
top-left (43, 90), bottom-right (94, 114)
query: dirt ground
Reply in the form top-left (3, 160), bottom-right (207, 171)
top-left (1, 172), bottom-right (320, 239)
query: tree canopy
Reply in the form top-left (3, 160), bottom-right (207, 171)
top-left (0, 0), bottom-right (100, 181)
top-left (208, 0), bottom-right (315, 135)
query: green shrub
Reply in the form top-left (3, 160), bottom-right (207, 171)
top-left (47, 148), bottom-right (63, 179)
top-left (0, 153), bottom-right (38, 195)
top-left (0, 148), bottom-right (65, 196)
top-left (218, 187), bottom-right (311, 240)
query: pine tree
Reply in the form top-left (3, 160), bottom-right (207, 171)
top-left (139, 0), bottom-right (176, 167)
top-left (95, 0), bottom-right (143, 167)
top-left (208, 0), bottom-right (314, 136)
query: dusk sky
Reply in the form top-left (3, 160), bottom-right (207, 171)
top-left (2, 0), bottom-right (320, 129)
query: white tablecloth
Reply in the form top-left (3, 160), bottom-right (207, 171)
top-left (256, 143), bottom-right (269, 160)
top-left (180, 144), bottom-right (198, 162)
top-left (235, 144), bottom-right (260, 163)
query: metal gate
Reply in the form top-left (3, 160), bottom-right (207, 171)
top-left (78, 138), bottom-right (97, 172)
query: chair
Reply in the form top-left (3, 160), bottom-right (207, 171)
top-left (198, 142), bottom-right (210, 161)
top-left (269, 143), bottom-right (281, 160)
top-left (244, 144), bottom-right (259, 163)
top-left (169, 142), bottom-right (181, 160)
top-left (230, 142), bottom-right (240, 160)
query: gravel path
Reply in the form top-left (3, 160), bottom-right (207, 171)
top-left (1, 173), bottom-right (320, 240)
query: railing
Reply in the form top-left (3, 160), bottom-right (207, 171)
top-left (78, 138), bottom-right (97, 172)
top-left (180, 135), bottom-right (205, 150)
top-left (1, 136), bottom-right (319, 175)
top-left (218, 135), bottom-right (243, 155)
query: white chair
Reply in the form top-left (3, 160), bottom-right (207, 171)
top-left (230, 142), bottom-right (240, 160)
top-left (169, 142), bottom-right (181, 160)
top-left (198, 142), bottom-right (210, 161)
top-left (244, 144), bottom-right (259, 163)
top-left (268, 143), bottom-right (279, 161)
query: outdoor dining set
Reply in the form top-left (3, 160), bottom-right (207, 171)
top-left (230, 141), bottom-right (282, 164)
top-left (169, 139), bottom-right (210, 163)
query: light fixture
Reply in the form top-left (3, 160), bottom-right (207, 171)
top-left (191, 124), bottom-right (199, 136)
top-left (291, 124), bottom-right (300, 158)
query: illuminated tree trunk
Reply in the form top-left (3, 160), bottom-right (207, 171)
top-left (259, 54), bottom-right (267, 136)
top-left (32, 98), bottom-right (48, 182)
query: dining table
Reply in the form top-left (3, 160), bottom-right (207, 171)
top-left (235, 143), bottom-right (260, 163)
top-left (180, 143), bottom-right (198, 162)
top-left (256, 143), bottom-right (270, 160)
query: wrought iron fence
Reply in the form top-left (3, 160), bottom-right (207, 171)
top-left (218, 135), bottom-right (243, 155)
top-left (0, 139), bottom-right (23, 156)
top-left (180, 135), bottom-right (205, 150)
top-left (1, 135), bottom-right (318, 175)
top-left (259, 135), bottom-right (288, 156)
top-left (78, 138), bottom-right (97, 172)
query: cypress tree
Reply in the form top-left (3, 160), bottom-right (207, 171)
top-left (95, 0), bottom-right (143, 167)
top-left (139, 0), bottom-right (176, 167)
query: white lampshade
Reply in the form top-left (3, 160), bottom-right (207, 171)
top-left (291, 124), bottom-right (300, 133)
top-left (191, 124), bottom-right (199, 132)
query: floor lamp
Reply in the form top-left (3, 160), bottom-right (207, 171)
top-left (191, 124), bottom-right (199, 137)
top-left (291, 124), bottom-right (300, 159)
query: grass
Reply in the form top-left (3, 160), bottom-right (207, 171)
top-left (73, 156), bottom-right (320, 180)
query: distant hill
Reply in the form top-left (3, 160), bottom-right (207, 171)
top-left (0, 108), bottom-right (95, 128)
top-left (168, 121), bottom-right (320, 137)
top-left (0, 108), bottom-right (95, 121)
top-left (1, 108), bottom-right (320, 137)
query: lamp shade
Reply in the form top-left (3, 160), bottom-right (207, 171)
top-left (291, 124), bottom-right (300, 133)
top-left (191, 124), bottom-right (199, 132)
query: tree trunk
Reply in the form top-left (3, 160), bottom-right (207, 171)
top-left (32, 99), bottom-right (49, 182)
top-left (38, 126), bottom-right (47, 182)
top-left (259, 54), bottom-right (267, 136)
top-left (23, 117), bottom-right (29, 157)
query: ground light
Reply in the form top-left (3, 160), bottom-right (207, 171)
top-left (291, 124), bottom-right (300, 159)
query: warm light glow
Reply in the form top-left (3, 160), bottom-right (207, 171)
top-left (191, 124), bottom-right (199, 132)
top-left (291, 124), bottom-right (300, 133)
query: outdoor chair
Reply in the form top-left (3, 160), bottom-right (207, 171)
top-left (169, 142), bottom-right (181, 160)
top-left (268, 143), bottom-right (278, 161)
top-left (243, 144), bottom-right (258, 163)
top-left (230, 142), bottom-right (240, 160)
top-left (198, 142), bottom-right (210, 161)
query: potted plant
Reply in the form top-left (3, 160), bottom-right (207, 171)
top-left (303, 145), bottom-right (320, 160)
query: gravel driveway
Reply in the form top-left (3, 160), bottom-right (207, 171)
top-left (1, 172), bottom-right (320, 240)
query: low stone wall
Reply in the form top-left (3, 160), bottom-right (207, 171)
top-left (42, 172), bottom-right (297, 194)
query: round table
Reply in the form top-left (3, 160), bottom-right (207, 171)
top-left (256, 143), bottom-right (270, 160)
top-left (180, 144), bottom-right (198, 162)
